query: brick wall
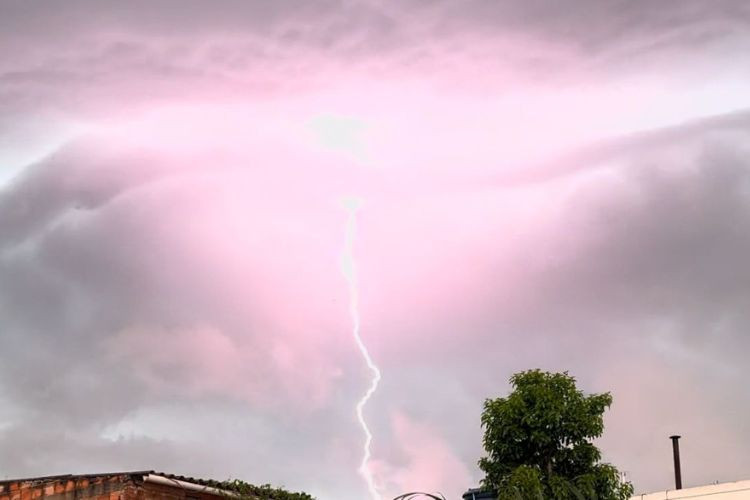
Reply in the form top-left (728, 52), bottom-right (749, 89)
top-left (0, 475), bottom-right (226, 500)
top-left (141, 481), bottom-right (224, 500)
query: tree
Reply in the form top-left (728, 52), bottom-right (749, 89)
top-left (479, 370), bottom-right (633, 500)
top-left (216, 479), bottom-right (315, 500)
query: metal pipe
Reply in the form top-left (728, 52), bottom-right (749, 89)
top-left (670, 435), bottom-right (682, 490)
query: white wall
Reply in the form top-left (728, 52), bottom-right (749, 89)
top-left (631, 480), bottom-right (750, 499)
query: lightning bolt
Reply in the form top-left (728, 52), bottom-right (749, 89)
top-left (340, 197), bottom-right (382, 500)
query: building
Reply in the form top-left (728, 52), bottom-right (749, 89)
top-left (461, 488), bottom-right (496, 499)
top-left (0, 471), bottom-right (236, 500)
top-left (462, 480), bottom-right (750, 500)
top-left (632, 480), bottom-right (750, 500)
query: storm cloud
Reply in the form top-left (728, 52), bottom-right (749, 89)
top-left (2, 2), bottom-right (750, 499)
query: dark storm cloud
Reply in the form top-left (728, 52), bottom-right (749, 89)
top-left (481, 125), bottom-right (750, 488)
top-left (2, 0), bottom-right (749, 117)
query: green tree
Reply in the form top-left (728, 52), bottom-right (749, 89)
top-left (479, 370), bottom-right (633, 500)
top-left (216, 479), bottom-right (315, 500)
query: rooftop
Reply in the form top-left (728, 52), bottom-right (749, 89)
top-left (0, 471), bottom-right (227, 489)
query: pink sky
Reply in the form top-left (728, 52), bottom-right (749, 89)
top-left (2, 2), bottom-right (750, 498)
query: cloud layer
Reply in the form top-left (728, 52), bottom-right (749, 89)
top-left (2, 2), bottom-right (750, 498)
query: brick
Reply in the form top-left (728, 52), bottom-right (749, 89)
top-left (20, 488), bottom-right (31, 500)
top-left (31, 489), bottom-right (42, 499)
top-left (43, 485), bottom-right (54, 496)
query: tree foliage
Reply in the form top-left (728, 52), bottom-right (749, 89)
top-left (479, 370), bottom-right (633, 500)
top-left (216, 479), bottom-right (315, 500)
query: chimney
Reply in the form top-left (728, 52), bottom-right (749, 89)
top-left (670, 435), bottom-right (682, 490)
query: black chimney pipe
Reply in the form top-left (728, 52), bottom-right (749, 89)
top-left (670, 435), bottom-right (682, 490)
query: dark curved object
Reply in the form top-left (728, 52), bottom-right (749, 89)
top-left (392, 493), bottom-right (446, 500)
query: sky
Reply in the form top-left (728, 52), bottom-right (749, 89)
top-left (1, 1), bottom-right (750, 498)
